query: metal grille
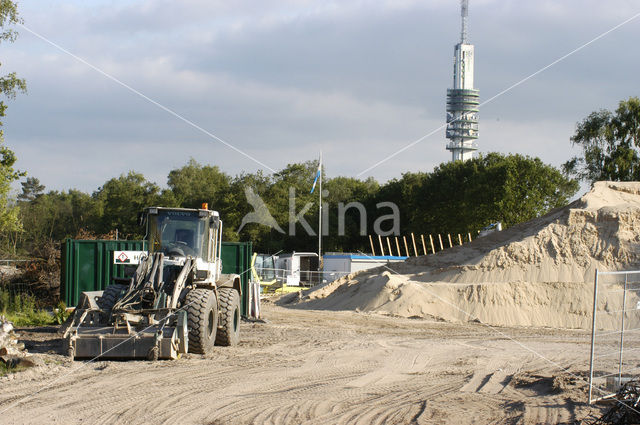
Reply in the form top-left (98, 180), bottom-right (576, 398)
top-left (589, 269), bottom-right (640, 403)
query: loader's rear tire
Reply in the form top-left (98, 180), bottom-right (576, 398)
top-left (185, 288), bottom-right (218, 354)
top-left (215, 288), bottom-right (240, 347)
top-left (98, 284), bottom-right (127, 311)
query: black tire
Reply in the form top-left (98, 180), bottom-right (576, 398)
top-left (98, 284), bottom-right (127, 311)
top-left (215, 288), bottom-right (240, 347)
top-left (185, 288), bottom-right (218, 354)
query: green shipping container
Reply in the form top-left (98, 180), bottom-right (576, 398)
top-left (60, 239), bottom-right (253, 316)
top-left (220, 241), bottom-right (253, 316)
top-left (60, 239), bottom-right (147, 308)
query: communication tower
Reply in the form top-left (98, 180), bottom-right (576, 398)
top-left (446, 0), bottom-right (479, 161)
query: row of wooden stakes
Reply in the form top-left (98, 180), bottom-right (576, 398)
top-left (368, 232), bottom-right (473, 257)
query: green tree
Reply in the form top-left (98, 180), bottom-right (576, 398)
top-left (0, 142), bottom-right (23, 236)
top-left (229, 170), bottom-right (273, 245)
top-left (0, 0), bottom-right (26, 242)
top-left (323, 176), bottom-right (379, 252)
top-left (167, 159), bottom-right (231, 209)
top-left (94, 172), bottom-right (163, 237)
top-left (265, 161), bottom-right (320, 252)
top-left (564, 97), bottom-right (640, 183)
top-left (18, 177), bottom-right (45, 202)
top-left (15, 189), bottom-right (101, 252)
top-left (382, 153), bottom-right (578, 237)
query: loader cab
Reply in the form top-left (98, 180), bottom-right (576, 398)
top-left (145, 207), bottom-right (221, 263)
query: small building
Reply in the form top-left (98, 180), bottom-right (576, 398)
top-left (274, 252), bottom-right (319, 286)
top-left (322, 253), bottom-right (408, 282)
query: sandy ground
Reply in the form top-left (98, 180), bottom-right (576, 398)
top-left (1, 301), bottom-right (630, 425)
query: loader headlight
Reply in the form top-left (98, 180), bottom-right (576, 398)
top-left (195, 270), bottom-right (209, 280)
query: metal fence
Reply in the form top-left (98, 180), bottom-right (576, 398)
top-left (589, 269), bottom-right (640, 403)
top-left (0, 259), bottom-right (30, 266)
top-left (255, 268), bottom-right (351, 289)
top-left (0, 259), bottom-right (31, 298)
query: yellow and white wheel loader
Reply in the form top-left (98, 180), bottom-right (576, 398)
top-left (64, 206), bottom-right (242, 360)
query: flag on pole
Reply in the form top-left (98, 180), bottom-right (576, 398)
top-left (310, 157), bottom-right (321, 194)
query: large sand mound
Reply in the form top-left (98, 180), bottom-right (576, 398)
top-left (284, 182), bottom-right (640, 329)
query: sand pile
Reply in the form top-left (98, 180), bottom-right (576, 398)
top-left (284, 182), bottom-right (640, 329)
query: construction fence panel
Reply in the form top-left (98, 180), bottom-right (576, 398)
top-left (589, 270), bottom-right (640, 403)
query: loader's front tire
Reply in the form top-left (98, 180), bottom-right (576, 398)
top-left (98, 284), bottom-right (127, 312)
top-left (215, 288), bottom-right (240, 346)
top-left (185, 289), bottom-right (218, 354)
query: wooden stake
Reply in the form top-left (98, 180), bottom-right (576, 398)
top-left (458, 234), bottom-right (463, 245)
top-left (468, 232), bottom-right (472, 242)
top-left (429, 234), bottom-right (435, 254)
top-left (447, 234), bottom-right (453, 248)
top-left (403, 236), bottom-right (410, 256)
top-left (420, 234), bottom-right (427, 255)
top-left (369, 235), bottom-right (375, 256)
top-left (378, 234), bottom-right (385, 256)
top-left (411, 233), bottom-right (418, 256)
top-left (438, 234), bottom-right (444, 251)
top-left (395, 236), bottom-right (401, 257)
top-left (386, 237), bottom-right (393, 258)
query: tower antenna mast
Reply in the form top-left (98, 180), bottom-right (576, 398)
top-left (445, 0), bottom-right (479, 162)
top-left (461, 0), bottom-right (468, 44)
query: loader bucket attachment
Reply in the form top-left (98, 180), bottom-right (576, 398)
top-left (65, 252), bottom-right (193, 361)
top-left (69, 326), bottom-right (180, 360)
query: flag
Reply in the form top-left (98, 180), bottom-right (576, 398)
top-left (310, 159), bottom-right (321, 194)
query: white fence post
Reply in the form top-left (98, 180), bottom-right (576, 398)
top-left (589, 269), bottom-right (599, 404)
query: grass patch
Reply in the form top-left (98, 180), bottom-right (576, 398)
top-left (4, 310), bottom-right (53, 327)
top-left (0, 361), bottom-right (27, 376)
top-left (0, 287), bottom-right (54, 327)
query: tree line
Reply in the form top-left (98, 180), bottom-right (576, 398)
top-left (3, 153), bottom-right (579, 256)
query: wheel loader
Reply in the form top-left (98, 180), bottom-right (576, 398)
top-left (64, 206), bottom-right (242, 360)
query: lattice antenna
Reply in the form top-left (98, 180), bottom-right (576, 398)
top-left (460, 0), bottom-right (469, 44)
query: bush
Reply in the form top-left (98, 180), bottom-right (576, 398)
top-left (53, 301), bottom-right (70, 325)
top-left (0, 288), bottom-right (53, 326)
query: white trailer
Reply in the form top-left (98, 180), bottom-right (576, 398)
top-left (322, 254), bottom-right (408, 282)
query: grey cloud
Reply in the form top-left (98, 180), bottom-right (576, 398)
top-left (3, 0), bottom-right (640, 192)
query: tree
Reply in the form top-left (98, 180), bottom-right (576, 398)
top-left (228, 170), bottom-right (273, 245)
top-left (18, 177), bottom-right (45, 202)
top-left (381, 153), bottom-right (578, 236)
top-left (564, 97), bottom-right (640, 183)
top-left (167, 159), bottom-right (231, 209)
top-left (261, 161), bottom-right (319, 252)
top-left (15, 189), bottom-right (101, 252)
top-left (323, 176), bottom-right (379, 252)
top-left (0, 0), bottom-right (26, 240)
top-left (93, 172), bottom-right (163, 237)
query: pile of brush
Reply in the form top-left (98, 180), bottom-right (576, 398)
top-left (588, 380), bottom-right (640, 424)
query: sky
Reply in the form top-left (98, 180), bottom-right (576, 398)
top-left (2, 0), bottom-right (640, 194)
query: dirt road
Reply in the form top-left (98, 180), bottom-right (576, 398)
top-left (0, 302), bottom-right (615, 424)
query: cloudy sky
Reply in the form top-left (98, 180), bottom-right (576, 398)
top-left (2, 0), bottom-right (639, 193)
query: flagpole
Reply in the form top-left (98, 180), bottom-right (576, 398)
top-left (318, 151), bottom-right (322, 262)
